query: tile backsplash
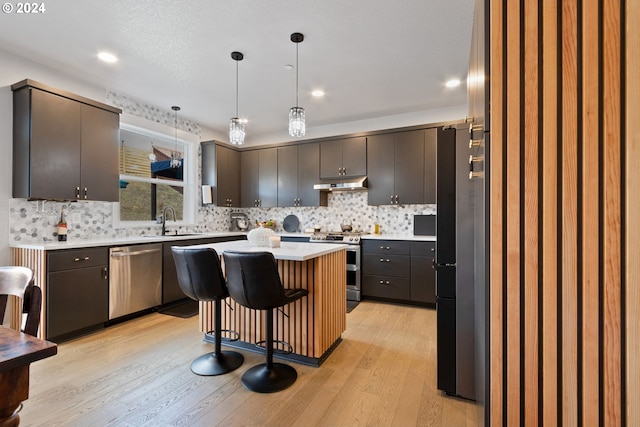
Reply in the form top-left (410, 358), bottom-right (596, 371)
top-left (9, 193), bottom-right (435, 244)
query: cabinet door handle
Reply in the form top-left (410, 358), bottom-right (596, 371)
top-left (76, 187), bottom-right (81, 199)
top-left (102, 267), bottom-right (108, 280)
top-left (84, 187), bottom-right (88, 199)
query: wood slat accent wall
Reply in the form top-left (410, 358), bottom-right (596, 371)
top-left (488, 0), bottom-right (636, 425)
top-left (625, 2), bottom-right (640, 425)
top-left (10, 248), bottom-right (47, 338)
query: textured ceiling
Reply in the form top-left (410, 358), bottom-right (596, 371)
top-left (0, 0), bottom-right (474, 144)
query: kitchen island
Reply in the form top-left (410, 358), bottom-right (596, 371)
top-left (186, 240), bottom-right (347, 366)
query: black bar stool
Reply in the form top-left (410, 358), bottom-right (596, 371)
top-left (171, 247), bottom-right (244, 376)
top-left (223, 251), bottom-right (308, 393)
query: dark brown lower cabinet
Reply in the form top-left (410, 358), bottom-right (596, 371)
top-left (362, 239), bottom-right (411, 301)
top-left (46, 247), bottom-right (109, 341)
top-left (362, 239), bottom-right (436, 305)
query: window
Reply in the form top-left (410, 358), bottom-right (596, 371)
top-left (116, 123), bottom-right (195, 226)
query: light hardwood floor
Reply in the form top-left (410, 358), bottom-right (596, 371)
top-left (21, 301), bottom-right (480, 426)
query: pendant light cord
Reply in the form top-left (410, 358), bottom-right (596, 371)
top-left (235, 58), bottom-right (239, 117)
top-left (295, 42), bottom-right (299, 108)
top-left (174, 108), bottom-right (178, 151)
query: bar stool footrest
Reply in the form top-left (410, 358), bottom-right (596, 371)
top-left (255, 339), bottom-right (293, 355)
top-left (204, 329), bottom-right (240, 344)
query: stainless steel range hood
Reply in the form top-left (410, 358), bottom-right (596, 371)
top-left (313, 176), bottom-right (368, 191)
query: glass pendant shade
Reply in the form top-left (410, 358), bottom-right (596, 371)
top-left (288, 106), bottom-right (305, 137)
top-left (170, 152), bottom-right (182, 169)
top-left (229, 117), bottom-right (245, 145)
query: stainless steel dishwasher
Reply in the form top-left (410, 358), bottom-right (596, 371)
top-left (109, 243), bottom-right (163, 320)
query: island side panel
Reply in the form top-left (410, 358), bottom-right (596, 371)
top-left (203, 250), bottom-right (346, 360)
top-left (314, 249), bottom-right (346, 353)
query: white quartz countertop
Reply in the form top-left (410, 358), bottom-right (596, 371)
top-left (9, 232), bottom-right (248, 250)
top-left (276, 232), bottom-right (436, 242)
top-left (185, 240), bottom-right (348, 261)
top-left (9, 230), bottom-right (436, 251)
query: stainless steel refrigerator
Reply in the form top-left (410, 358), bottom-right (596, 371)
top-left (434, 125), bottom-right (476, 400)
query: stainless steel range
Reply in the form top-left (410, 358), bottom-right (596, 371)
top-left (309, 231), bottom-right (365, 301)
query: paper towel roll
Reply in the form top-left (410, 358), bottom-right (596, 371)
top-left (202, 185), bottom-right (213, 204)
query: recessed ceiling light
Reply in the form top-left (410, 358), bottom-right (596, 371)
top-left (445, 79), bottom-right (461, 88)
top-left (98, 51), bottom-right (118, 63)
top-left (312, 90), bottom-right (325, 97)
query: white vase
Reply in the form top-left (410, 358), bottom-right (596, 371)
top-left (247, 226), bottom-right (275, 247)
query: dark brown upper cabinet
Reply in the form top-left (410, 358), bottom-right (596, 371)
top-left (240, 148), bottom-right (278, 208)
top-left (319, 137), bottom-right (367, 179)
top-left (367, 130), bottom-right (427, 206)
top-left (202, 142), bottom-right (240, 207)
top-left (12, 80), bottom-right (121, 201)
top-left (277, 143), bottom-right (327, 207)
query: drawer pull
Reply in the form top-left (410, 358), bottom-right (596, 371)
top-left (379, 246), bottom-right (390, 250)
top-left (379, 258), bottom-right (390, 263)
top-left (73, 256), bottom-right (90, 262)
top-left (379, 280), bottom-right (391, 285)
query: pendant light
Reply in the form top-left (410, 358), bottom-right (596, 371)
top-left (170, 106), bottom-right (182, 168)
top-left (229, 51), bottom-right (245, 145)
top-left (289, 32), bottom-right (305, 137)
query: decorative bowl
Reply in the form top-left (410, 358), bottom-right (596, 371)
top-left (256, 220), bottom-right (276, 230)
top-left (247, 226), bottom-right (276, 247)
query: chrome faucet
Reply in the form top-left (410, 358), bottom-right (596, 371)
top-left (161, 205), bottom-right (176, 235)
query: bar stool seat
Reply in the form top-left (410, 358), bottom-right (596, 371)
top-left (223, 250), bottom-right (308, 393)
top-left (171, 247), bottom-right (244, 376)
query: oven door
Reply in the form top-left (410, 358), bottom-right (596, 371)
top-left (345, 245), bottom-right (361, 301)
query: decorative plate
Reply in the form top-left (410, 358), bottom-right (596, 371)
top-left (283, 214), bottom-right (300, 232)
